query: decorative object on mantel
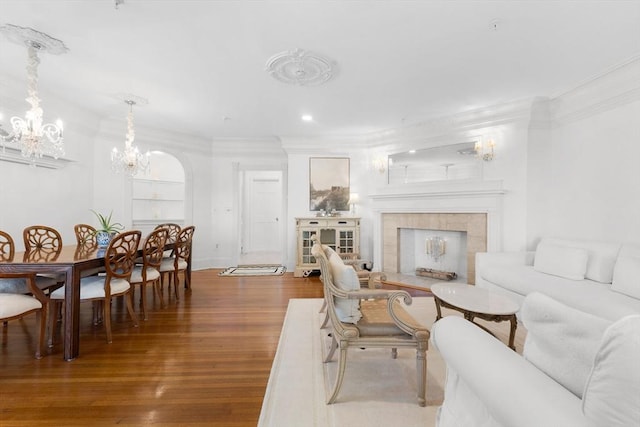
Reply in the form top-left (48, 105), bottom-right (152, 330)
top-left (111, 96), bottom-right (150, 177)
top-left (426, 236), bottom-right (446, 261)
top-left (475, 139), bottom-right (496, 161)
top-left (265, 48), bottom-right (337, 86)
top-left (91, 210), bottom-right (124, 248)
top-left (0, 24), bottom-right (67, 163)
top-left (415, 267), bottom-right (457, 281)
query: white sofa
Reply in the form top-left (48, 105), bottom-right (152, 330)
top-left (431, 292), bottom-right (640, 427)
top-left (476, 237), bottom-right (640, 321)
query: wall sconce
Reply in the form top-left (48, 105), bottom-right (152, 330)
top-left (372, 156), bottom-right (387, 174)
top-left (475, 139), bottom-right (496, 162)
top-left (348, 192), bottom-right (359, 214)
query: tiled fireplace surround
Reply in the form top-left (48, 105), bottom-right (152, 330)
top-left (370, 180), bottom-right (505, 285)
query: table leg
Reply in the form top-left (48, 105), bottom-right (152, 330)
top-left (508, 315), bottom-right (517, 351)
top-left (63, 266), bottom-right (81, 361)
top-left (434, 296), bottom-right (443, 321)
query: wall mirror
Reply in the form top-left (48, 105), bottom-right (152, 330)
top-left (387, 140), bottom-right (482, 184)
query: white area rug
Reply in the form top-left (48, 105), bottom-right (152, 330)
top-left (258, 297), bottom-right (445, 427)
top-left (218, 265), bottom-right (286, 276)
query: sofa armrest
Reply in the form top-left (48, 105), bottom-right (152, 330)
top-left (431, 316), bottom-right (588, 427)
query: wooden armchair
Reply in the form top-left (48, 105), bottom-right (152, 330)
top-left (311, 240), bottom-right (430, 406)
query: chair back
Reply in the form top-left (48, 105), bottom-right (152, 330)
top-left (0, 231), bottom-right (15, 261)
top-left (23, 225), bottom-right (62, 251)
top-left (74, 224), bottom-right (97, 246)
top-left (143, 228), bottom-right (169, 269)
top-left (104, 230), bottom-right (142, 281)
top-left (155, 223), bottom-right (181, 244)
top-left (174, 226), bottom-right (195, 265)
top-left (311, 240), bottom-right (357, 338)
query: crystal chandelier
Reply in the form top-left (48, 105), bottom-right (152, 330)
top-left (111, 99), bottom-right (150, 177)
top-left (0, 24), bottom-right (67, 162)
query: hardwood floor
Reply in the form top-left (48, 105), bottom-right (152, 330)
top-left (0, 269), bottom-right (324, 426)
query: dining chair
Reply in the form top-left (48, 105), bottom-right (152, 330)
top-left (23, 225), bottom-right (63, 252)
top-left (0, 272), bottom-right (48, 359)
top-left (0, 230), bottom-right (59, 294)
top-left (49, 230), bottom-right (142, 344)
top-left (74, 223), bottom-right (97, 246)
top-left (129, 228), bottom-right (168, 319)
top-left (159, 225), bottom-right (195, 300)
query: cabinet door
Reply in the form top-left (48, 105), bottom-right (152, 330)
top-left (336, 228), bottom-right (355, 254)
top-left (300, 229), bottom-right (318, 265)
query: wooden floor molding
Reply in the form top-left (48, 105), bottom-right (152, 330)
top-left (0, 269), bottom-right (324, 426)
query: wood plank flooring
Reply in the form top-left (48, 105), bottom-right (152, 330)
top-left (1, 269), bottom-right (324, 426)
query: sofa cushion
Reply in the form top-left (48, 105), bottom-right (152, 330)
top-left (481, 264), bottom-right (640, 321)
top-left (521, 292), bottom-right (611, 398)
top-left (542, 238), bottom-right (621, 283)
top-left (533, 242), bottom-right (588, 280)
top-left (611, 256), bottom-right (640, 299)
top-left (328, 251), bottom-right (362, 324)
top-left (582, 315), bottom-right (640, 427)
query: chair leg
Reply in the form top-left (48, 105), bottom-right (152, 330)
top-left (391, 348), bottom-right (398, 359)
top-left (416, 344), bottom-right (427, 407)
top-left (125, 291), bottom-right (139, 328)
top-left (327, 342), bottom-right (348, 404)
top-left (320, 311), bottom-right (330, 329)
top-left (324, 334), bottom-right (338, 363)
top-left (139, 284), bottom-right (148, 321)
top-left (104, 299), bottom-right (113, 344)
top-left (173, 271), bottom-right (180, 301)
top-left (153, 279), bottom-right (165, 309)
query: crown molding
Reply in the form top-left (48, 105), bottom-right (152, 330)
top-left (551, 56), bottom-right (640, 126)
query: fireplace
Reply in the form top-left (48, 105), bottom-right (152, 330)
top-left (382, 213), bottom-right (487, 284)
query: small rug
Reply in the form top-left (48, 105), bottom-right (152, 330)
top-left (258, 298), bottom-right (445, 427)
top-left (218, 265), bottom-right (286, 276)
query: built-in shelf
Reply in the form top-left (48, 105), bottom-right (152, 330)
top-left (0, 146), bottom-right (75, 169)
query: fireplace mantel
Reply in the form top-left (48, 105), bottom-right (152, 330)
top-left (370, 180), bottom-right (505, 281)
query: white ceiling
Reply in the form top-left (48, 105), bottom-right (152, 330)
top-left (1, 0), bottom-right (639, 145)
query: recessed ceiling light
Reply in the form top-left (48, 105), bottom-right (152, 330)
top-left (409, 149), bottom-right (416, 154)
top-left (301, 115), bottom-right (313, 122)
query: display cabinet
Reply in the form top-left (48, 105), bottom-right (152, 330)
top-left (295, 217), bottom-right (360, 277)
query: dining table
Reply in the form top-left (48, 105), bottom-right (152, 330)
top-left (0, 241), bottom-right (183, 361)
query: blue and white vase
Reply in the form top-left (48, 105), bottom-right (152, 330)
top-left (96, 231), bottom-right (113, 248)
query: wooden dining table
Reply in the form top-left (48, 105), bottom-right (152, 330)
top-left (0, 241), bottom-right (184, 361)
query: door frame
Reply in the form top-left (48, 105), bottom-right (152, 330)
top-left (233, 163), bottom-right (288, 266)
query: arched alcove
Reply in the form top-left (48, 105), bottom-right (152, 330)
top-left (131, 151), bottom-right (186, 236)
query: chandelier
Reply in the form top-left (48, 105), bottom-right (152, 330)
top-left (0, 24), bottom-right (68, 162)
top-left (111, 99), bottom-right (150, 177)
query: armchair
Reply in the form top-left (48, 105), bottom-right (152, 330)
top-left (311, 240), bottom-right (430, 406)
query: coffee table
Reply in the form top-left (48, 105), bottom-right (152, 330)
top-left (431, 283), bottom-right (520, 350)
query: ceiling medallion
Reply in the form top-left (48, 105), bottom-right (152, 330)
top-left (266, 48), bottom-right (337, 86)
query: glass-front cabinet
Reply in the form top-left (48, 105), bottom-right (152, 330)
top-left (295, 217), bottom-right (360, 277)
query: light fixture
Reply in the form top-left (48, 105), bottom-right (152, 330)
top-left (373, 155), bottom-right (387, 174)
top-left (111, 99), bottom-right (150, 177)
top-left (301, 114), bottom-right (313, 122)
top-left (0, 24), bottom-right (68, 163)
top-left (475, 139), bottom-right (496, 161)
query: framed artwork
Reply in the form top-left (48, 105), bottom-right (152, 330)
top-left (309, 157), bottom-right (350, 211)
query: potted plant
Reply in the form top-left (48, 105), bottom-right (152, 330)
top-left (91, 210), bottom-right (124, 248)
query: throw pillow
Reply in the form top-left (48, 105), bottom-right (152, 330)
top-left (582, 315), bottom-right (640, 427)
top-left (533, 242), bottom-right (588, 280)
top-left (328, 252), bottom-right (362, 324)
top-left (521, 292), bottom-right (611, 398)
top-left (611, 255), bottom-right (640, 299)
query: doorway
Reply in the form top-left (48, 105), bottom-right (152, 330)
top-left (238, 170), bottom-right (284, 266)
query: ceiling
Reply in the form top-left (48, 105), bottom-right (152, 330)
top-left (1, 0), bottom-right (639, 146)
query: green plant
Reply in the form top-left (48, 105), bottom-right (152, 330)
top-left (91, 210), bottom-right (124, 234)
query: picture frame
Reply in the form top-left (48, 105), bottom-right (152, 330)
top-left (309, 157), bottom-right (350, 211)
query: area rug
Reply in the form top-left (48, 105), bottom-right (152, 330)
top-left (218, 265), bottom-right (286, 276)
top-left (258, 297), bottom-right (446, 427)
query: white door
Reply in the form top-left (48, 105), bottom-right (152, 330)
top-left (240, 171), bottom-right (283, 264)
